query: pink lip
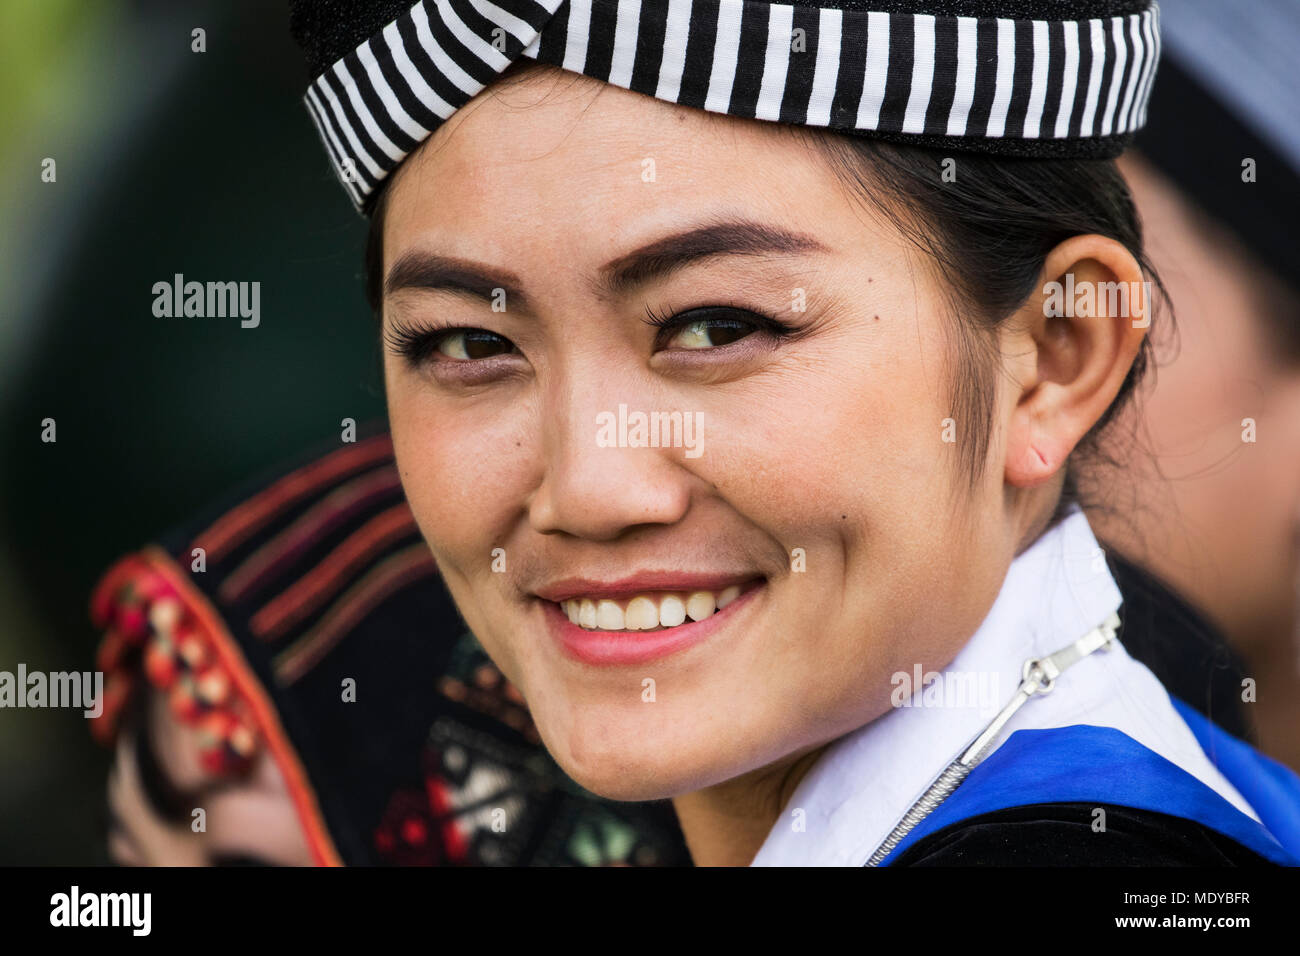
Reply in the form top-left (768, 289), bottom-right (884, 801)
top-left (541, 581), bottom-right (764, 666)
top-left (535, 572), bottom-right (760, 604)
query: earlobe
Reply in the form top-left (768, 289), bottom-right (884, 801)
top-left (1004, 405), bottom-right (1071, 488)
top-left (1001, 234), bottom-right (1150, 491)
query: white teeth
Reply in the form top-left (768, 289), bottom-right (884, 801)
top-left (595, 600), bottom-right (624, 630)
top-left (658, 595), bottom-right (686, 628)
top-left (624, 596), bottom-right (659, 630)
top-left (558, 585), bottom-right (751, 632)
top-left (685, 591), bottom-right (716, 622)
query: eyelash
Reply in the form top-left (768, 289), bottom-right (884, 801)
top-left (384, 304), bottom-right (800, 368)
top-left (640, 303), bottom-right (800, 344)
top-left (384, 317), bottom-right (459, 366)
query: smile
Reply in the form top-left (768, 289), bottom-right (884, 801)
top-left (559, 586), bottom-right (742, 632)
top-left (536, 576), bottom-right (765, 666)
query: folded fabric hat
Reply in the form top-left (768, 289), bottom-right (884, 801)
top-left (290, 0), bottom-right (1163, 212)
top-left (90, 426), bottom-right (691, 866)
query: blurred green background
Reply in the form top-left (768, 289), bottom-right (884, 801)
top-left (0, 0), bottom-right (382, 863)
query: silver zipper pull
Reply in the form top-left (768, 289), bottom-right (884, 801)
top-left (956, 611), bottom-right (1120, 769)
top-left (865, 610), bottom-right (1122, 866)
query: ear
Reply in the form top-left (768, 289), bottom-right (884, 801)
top-left (1003, 234), bottom-right (1150, 488)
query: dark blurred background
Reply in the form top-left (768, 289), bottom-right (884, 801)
top-left (0, 0), bottom-right (380, 863)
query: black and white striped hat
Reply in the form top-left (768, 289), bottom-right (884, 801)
top-left (290, 0), bottom-right (1162, 213)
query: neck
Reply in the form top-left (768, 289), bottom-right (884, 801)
top-left (1246, 634), bottom-right (1300, 772)
top-left (671, 743), bottom-right (829, 866)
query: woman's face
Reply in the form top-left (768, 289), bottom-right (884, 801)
top-left (381, 64), bottom-right (1021, 801)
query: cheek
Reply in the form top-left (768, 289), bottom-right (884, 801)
top-left (388, 382), bottom-right (538, 682)
top-left (748, 322), bottom-right (999, 649)
top-left (686, 331), bottom-right (989, 671)
top-left (386, 367), bottom-right (536, 568)
top-left (703, 320), bottom-right (961, 554)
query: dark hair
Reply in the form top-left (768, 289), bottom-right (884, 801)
top-left (363, 73), bottom-right (1169, 525)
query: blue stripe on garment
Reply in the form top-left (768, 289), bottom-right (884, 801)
top-left (880, 715), bottom-right (1300, 866)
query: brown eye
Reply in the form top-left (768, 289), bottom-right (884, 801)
top-left (661, 310), bottom-right (763, 350)
top-left (437, 329), bottom-right (517, 360)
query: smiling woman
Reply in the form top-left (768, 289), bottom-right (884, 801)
top-left (288, 0), bottom-right (1300, 867)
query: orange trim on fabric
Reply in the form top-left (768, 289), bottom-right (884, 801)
top-left (273, 544), bottom-right (438, 685)
top-left (218, 466), bottom-right (403, 606)
top-left (137, 545), bottom-right (345, 867)
top-left (193, 434), bottom-right (394, 563)
top-left (250, 502), bottom-right (421, 641)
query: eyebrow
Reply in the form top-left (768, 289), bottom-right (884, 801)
top-left (383, 218), bottom-right (830, 308)
top-left (596, 218), bottom-right (830, 297)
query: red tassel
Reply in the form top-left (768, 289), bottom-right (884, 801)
top-left (175, 628), bottom-right (208, 672)
top-left (118, 602), bottom-right (149, 642)
top-left (195, 711), bottom-right (256, 775)
top-left (89, 555), bottom-right (149, 628)
top-left (148, 597), bottom-right (183, 637)
top-left (194, 666), bottom-right (231, 708)
top-left (167, 676), bottom-right (203, 723)
top-left (136, 574), bottom-right (177, 605)
top-left (143, 635), bottom-right (179, 689)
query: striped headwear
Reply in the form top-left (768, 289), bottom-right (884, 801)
top-left (291, 0), bottom-right (1163, 212)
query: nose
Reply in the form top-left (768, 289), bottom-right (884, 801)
top-left (527, 371), bottom-right (695, 541)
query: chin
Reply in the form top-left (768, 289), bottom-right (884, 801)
top-left (542, 728), bottom-right (686, 802)
top-left (535, 707), bottom-right (766, 803)
top-left (562, 763), bottom-right (681, 803)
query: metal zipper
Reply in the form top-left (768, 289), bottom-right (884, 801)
top-left (864, 610), bottom-right (1122, 866)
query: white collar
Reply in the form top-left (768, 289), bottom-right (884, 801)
top-left (750, 506), bottom-right (1258, 866)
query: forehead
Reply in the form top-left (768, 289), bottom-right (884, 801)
top-left (381, 64), bottom-right (865, 261)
